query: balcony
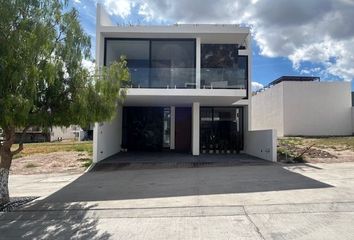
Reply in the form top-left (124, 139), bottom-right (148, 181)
top-left (128, 68), bottom-right (196, 89)
top-left (126, 67), bottom-right (247, 89)
top-left (201, 68), bottom-right (247, 89)
top-left (105, 39), bottom-right (248, 90)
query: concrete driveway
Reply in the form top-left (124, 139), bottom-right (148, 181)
top-left (1, 162), bottom-right (354, 239)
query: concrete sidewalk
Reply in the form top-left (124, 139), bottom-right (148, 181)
top-left (9, 172), bottom-right (81, 198)
top-left (2, 162), bottom-right (354, 239)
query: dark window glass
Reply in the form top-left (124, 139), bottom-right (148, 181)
top-left (105, 39), bottom-right (196, 88)
top-left (201, 44), bottom-right (238, 68)
top-left (151, 40), bottom-right (195, 88)
top-left (105, 40), bottom-right (150, 87)
top-left (201, 44), bottom-right (247, 89)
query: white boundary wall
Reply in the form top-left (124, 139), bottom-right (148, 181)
top-left (245, 129), bottom-right (277, 162)
top-left (251, 83), bottom-right (284, 136)
top-left (93, 106), bottom-right (123, 162)
top-left (352, 107), bottom-right (354, 134)
top-left (252, 81), bottom-right (352, 137)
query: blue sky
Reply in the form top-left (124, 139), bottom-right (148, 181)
top-left (70, 0), bottom-right (354, 90)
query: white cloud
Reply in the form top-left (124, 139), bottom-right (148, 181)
top-left (247, 0), bottom-right (354, 81)
top-left (252, 81), bottom-right (264, 92)
top-left (300, 67), bottom-right (322, 75)
top-left (102, 0), bottom-right (134, 18)
top-left (100, 0), bottom-right (354, 81)
top-left (82, 59), bottom-right (95, 74)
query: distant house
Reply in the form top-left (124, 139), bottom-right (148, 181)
top-left (14, 126), bottom-right (85, 143)
top-left (252, 76), bottom-right (353, 137)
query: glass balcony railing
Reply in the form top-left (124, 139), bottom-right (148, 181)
top-left (201, 68), bottom-right (247, 89)
top-left (128, 68), bottom-right (196, 89)
top-left (126, 68), bottom-right (247, 89)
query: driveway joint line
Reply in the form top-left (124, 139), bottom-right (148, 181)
top-left (242, 206), bottom-right (266, 240)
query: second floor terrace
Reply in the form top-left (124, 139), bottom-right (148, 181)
top-left (104, 37), bottom-right (249, 90)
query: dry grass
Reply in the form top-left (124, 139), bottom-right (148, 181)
top-left (8, 141), bottom-right (93, 174)
top-left (278, 136), bottom-right (354, 163)
top-left (12, 141), bottom-right (93, 159)
top-left (303, 137), bottom-right (354, 151)
top-left (278, 136), bottom-right (354, 150)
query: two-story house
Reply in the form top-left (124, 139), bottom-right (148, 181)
top-left (93, 4), bottom-right (277, 163)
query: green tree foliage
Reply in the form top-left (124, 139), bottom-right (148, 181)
top-left (0, 0), bottom-right (129, 203)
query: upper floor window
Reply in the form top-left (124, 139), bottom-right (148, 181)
top-left (201, 44), bottom-right (247, 89)
top-left (105, 39), bottom-right (196, 88)
top-left (105, 40), bottom-right (150, 87)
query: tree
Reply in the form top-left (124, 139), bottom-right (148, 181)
top-left (0, 0), bottom-right (130, 204)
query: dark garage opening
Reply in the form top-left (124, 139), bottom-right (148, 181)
top-left (122, 107), bottom-right (170, 151)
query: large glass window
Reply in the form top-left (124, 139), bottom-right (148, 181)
top-left (105, 39), bottom-right (196, 88)
top-left (151, 40), bottom-right (195, 88)
top-left (201, 44), bottom-right (247, 89)
top-left (105, 40), bottom-right (150, 88)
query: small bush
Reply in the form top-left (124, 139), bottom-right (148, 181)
top-left (78, 158), bottom-right (92, 168)
top-left (24, 163), bottom-right (38, 168)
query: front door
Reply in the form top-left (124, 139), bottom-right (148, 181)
top-left (175, 107), bottom-right (192, 152)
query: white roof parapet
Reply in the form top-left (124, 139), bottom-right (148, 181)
top-left (174, 23), bottom-right (241, 27)
top-left (100, 24), bottom-right (250, 35)
top-left (97, 4), bottom-right (249, 32)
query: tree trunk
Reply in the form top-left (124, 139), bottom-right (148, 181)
top-left (0, 167), bottom-right (10, 204)
top-left (0, 126), bottom-right (21, 205)
top-left (0, 148), bottom-right (12, 205)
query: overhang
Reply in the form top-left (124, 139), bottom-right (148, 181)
top-left (124, 89), bottom-right (247, 106)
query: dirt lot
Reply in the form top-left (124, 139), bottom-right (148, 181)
top-left (278, 137), bottom-right (354, 163)
top-left (10, 141), bottom-right (92, 175)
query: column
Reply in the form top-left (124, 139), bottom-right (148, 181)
top-left (192, 102), bottom-right (200, 156)
top-left (196, 37), bottom-right (201, 89)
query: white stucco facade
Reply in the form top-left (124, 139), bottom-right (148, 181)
top-left (252, 81), bottom-right (352, 137)
top-left (93, 4), bottom-right (277, 163)
top-left (94, 106), bottom-right (123, 161)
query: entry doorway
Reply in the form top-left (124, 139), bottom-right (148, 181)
top-left (175, 107), bottom-right (192, 153)
top-left (200, 107), bottom-right (244, 154)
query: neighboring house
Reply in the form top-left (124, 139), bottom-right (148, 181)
top-left (15, 127), bottom-right (50, 143)
top-left (93, 4), bottom-right (277, 163)
top-left (252, 76), bottom-right (353, 137)
top-left (49, 126), bottom-right (85, 142)
top-left (14, 126), bottom-right (85, 143)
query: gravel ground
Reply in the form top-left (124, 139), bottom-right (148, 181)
top-left (10, 151), bottom-right (90, 175)
top-left (278, 138), bottom-right (354, 164)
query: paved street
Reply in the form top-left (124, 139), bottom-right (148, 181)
top-left (1, 162), bottom-right (354, 239)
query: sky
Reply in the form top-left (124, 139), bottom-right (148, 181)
top-left (70, 0), bottom-right (354, 91)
